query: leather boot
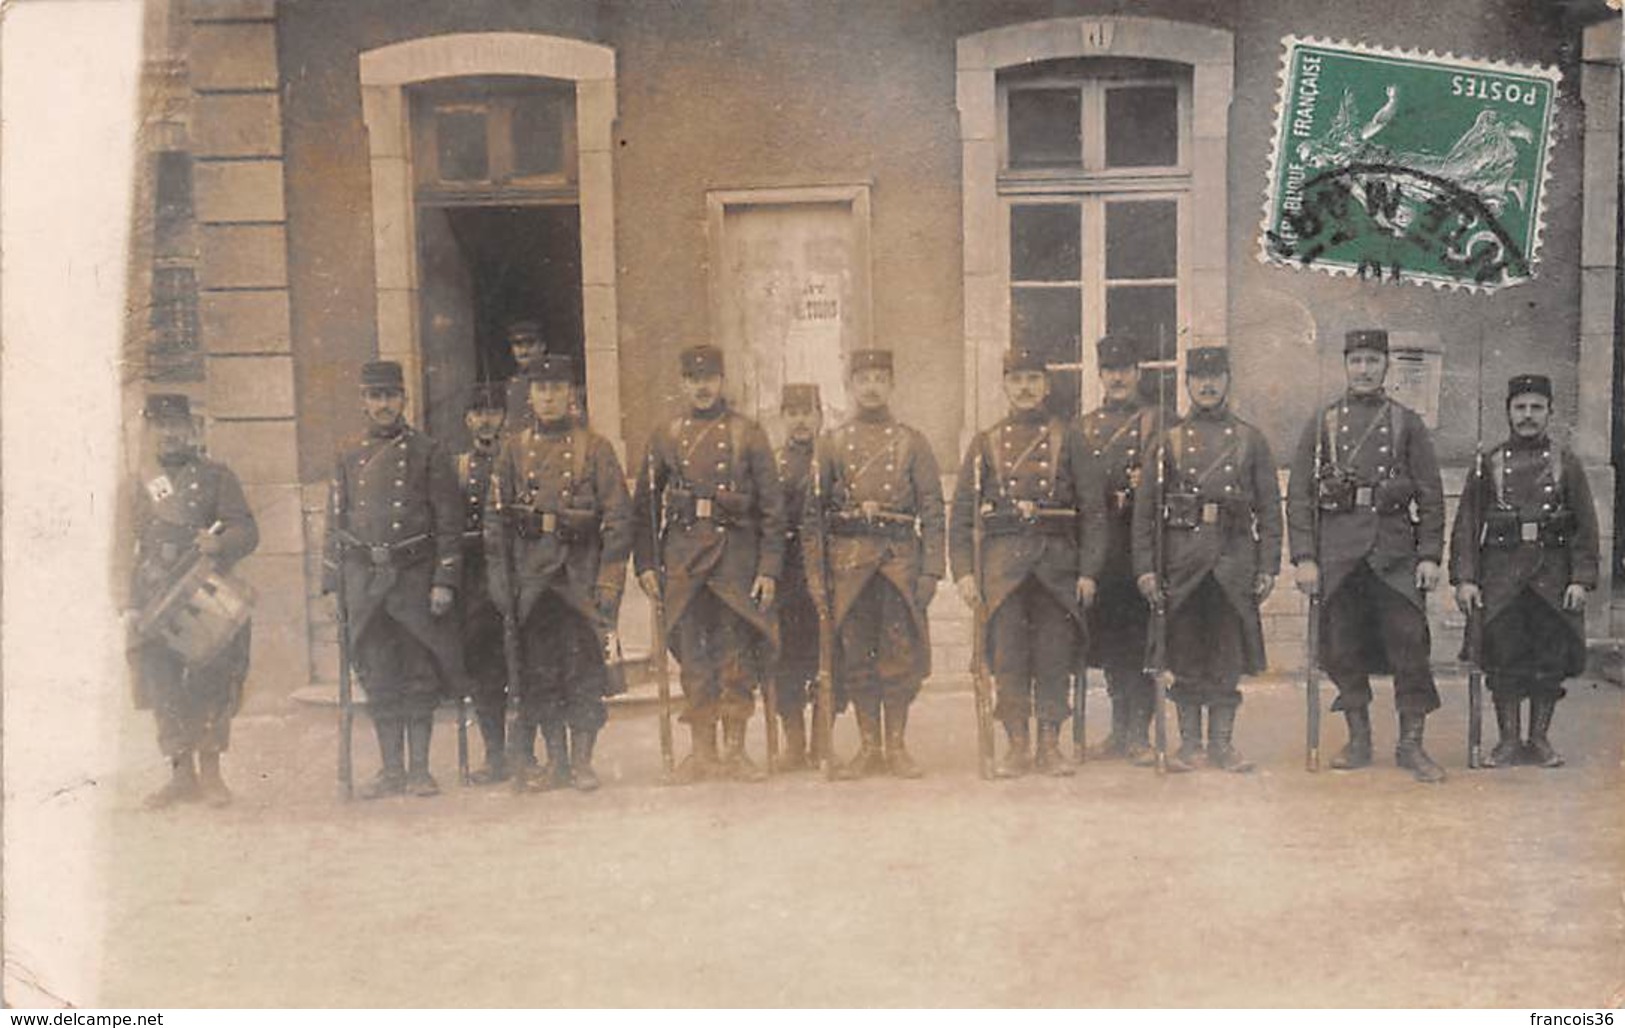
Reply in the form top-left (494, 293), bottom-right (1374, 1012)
top-left (1172, 703), bottom-right (1204, 770)
top-left (1089, 693), bottom-right (1130, 760)
top-left (569, 726), bottom-right (600, 791)
top-left (470, 712), bottom-right (507, 784)
top-left (533, 722), bottom-right (571, 790)
top-left (670, 721), bottom-right (719, 785)
top-left (1033, 722), bottom-right (1072, 776)
top-left (196, 751), bottom-right (232, 807)
top-left (1206, 705), bottom-right (1254, 773)
top-left (883, 695), bottom-right (923, 779)
top-left (1395, 711), bottom-right (1446, 783)
top-left (145, 752), bottom-right (200, 809)
top-left (839, 702), bottom-right (887, 779)
top-left (995, 719), bottom-right (1032, 778)
top-left (361, 718), bottom-right (407, 799)
top-left (777, 705), bottom-right (809, 772)
top-left (1330, 706), bottom-right (1374, 770)
top-left (721, 719), bottom-right (767, 782)
top-left (1482, 694), bottom-right (1523, 768)
top-left (1526, 694), bottom-right (1564, 768)
top-left (405, 717), bottom-right (439, 796)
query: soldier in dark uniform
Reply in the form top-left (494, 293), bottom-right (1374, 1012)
top-left (123, 394), bottom-right (260, 808)
top-left (502, 320), bottom-right (547, 428)
top-left (773, 382), bottom-right (824, 771)
top-left (804, 349), bottom-right (945, 779)
top-left (1133, 347), bottom-right (1281, 772)
top-left (1287, 329), bottom-right (1448, 783)
top-left (633, 345), bottom-right (785, 784)
top-left (1451, 374), bottom-right (1599, 768)
top-left (951, 348), bottom-right (1106, 777)
top-left (456, 383), bottom-right (511, 784)
top-left (1077, 334), bottom-right (1160, 762)
top-left (487, 355), bottom-right (633, 792)
top-left (322, 361), bottom-right (465, 799)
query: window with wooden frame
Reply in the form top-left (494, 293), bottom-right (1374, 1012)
top-left (999, 58), bottom-right (1191, 418)
top-left (410, 76), bottom-right (577, 205)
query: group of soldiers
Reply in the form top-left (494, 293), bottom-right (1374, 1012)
top-left (123, 321), bottom-right (1600, 807)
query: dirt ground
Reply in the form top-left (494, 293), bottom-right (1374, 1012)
top-left (95, 673), bottom-right (1624, 1008)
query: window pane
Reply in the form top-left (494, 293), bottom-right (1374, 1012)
top-left (1012, 286), bottom-right (1082, 418)
top-left (149, 266), bottom-right (202, 382)
top-left (1011, 204), bottom-right (1081, 282)
top-left (1106, 200), bottom-right (1178, 280)
top-left (1008, 88), bottom-right (1082, 169)
top-left (1106, 284), bottom-right (1177, 359)
top-left (436, 108), bottom-right (489, 181)
top-left (512, 93), bottom-right (568, 177)
top-left (1105, 85), bottom-right (1178, 167)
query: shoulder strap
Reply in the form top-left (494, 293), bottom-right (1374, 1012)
top-left (457, 452), bottom-right (470, 484)
top-left (571, 430), bottom-right (589, 499)
top-left (1323, 405), bottom-right (1339, 466)
top-left (981, 428), bottom-right (1002, 497)
top-left (1489, 447), bottom-right (1506, 506)
top-left (1549, 442), bottom-right (1564, 491)
top-left (1047, 420), bottom-right (1064, 499)
top-left (729, 414), bottom-right (747, 491)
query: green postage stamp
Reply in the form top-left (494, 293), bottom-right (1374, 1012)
top-left (1260, 37), bottom-right (1560, 292)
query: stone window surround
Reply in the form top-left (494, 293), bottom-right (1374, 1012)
top-left (358, 32), bottom-right (623, 451)
top-left (956, 16), bottom-right (1233, 444)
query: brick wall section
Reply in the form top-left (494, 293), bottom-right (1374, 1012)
top-left (189, 0), bottom-right (308, 705)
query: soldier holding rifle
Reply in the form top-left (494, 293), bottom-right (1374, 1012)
top-left (1077, 334), bottom-right (1161, 763)
top-left (1286, 329), bottom-right (1448, 783)
top-left (1132, 347), bottom-right (1280, 773)
top-left (1450, 373), bottom-right (1598, 769)
top-left (122, 393), bottom-right (260, 808)
top-left (323, 361), bottom-right (465, 799)
top-left (772, 383), bottom-right (825, 771)
top-left (804, 349), bottom-right (944, 779)
top-left (633, 345), bottom-right (785, 784)
top-left (951, 347), bottom-right (1106, 778)
top-left (485, 355), bottom-right (631, 792)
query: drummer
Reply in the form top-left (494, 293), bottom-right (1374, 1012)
top-left (122, 393), bottom-right (260, 809)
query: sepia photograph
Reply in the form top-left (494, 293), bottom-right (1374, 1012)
top-left (2, 0), bottom-right (1622, 1012)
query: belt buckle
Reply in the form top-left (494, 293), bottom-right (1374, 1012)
top-left (541, 512), bottom-right (558, 534)
top-left (860, 500), bottom-right (881, 520)
top-left (1202, 502), bottom-right (1220, 525)
top-left (1521, 521), bottom-right (1539, 543)
top-left (1113, 489), bottom-right (1131, 512)
top-left (696, 497), bottom-right (714, 520)
top-left (1016, 499), bottom-right (1037, 520)
top-left (1355, 485), bottom-right (1373, 508)
top-left (369, 544), bottom-right (392, 567)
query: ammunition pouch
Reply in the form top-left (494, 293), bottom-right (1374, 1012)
top-left (829, 506), bottom-right (918, 539)
top-left (512, 507), bottom-right (599, 543)
top-left (1483, 508), bottom-right (1574, 549)
top-left (665, 488), bottom-right (754, 530)
top-left (1372, 477), bottom-right (1416, 515)
top-left (1315, 467), bottom-right (1358, 512)
top-left (1163, 492), bottom-right (1250, 534)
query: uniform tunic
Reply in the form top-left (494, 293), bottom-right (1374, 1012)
top-left (323, 423), bottom-right (466, 722)
top-left (1132, 406), bottom-right (1281, 705)
top-left (804, 409), bottom-right (945, 704)
top-left (1078, 399), bottom-right (1159, 694)
top-left (457, 445), bottom-right (506, 720)
top-left (633, 403), bottom-right (785, 724)
top-left (1449, 435), bottom-right (1598, 696)
top-left (485, 416), bottom-right (632, 731)
top-left (774, 438), bottom-right (823, 715)
top-left (1286, 392), bottom-right (1444, 714)
top-left (126, 455), bottom-right (259, 757)
top-left (950, 410), bottom-right (1106, 723)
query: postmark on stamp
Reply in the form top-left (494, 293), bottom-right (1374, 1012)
top-left (1259, 37), bottom-right (1560, 292)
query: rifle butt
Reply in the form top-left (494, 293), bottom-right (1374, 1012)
top-left (817, 614), bottom-right (837, 781)
top-left (652, 599), bottom-right (675, 775)
top-left (1072, 668), bottom-right (1087, 764)
top-left (1306, 595), bottom-right (1322, 773)
top-left (456, 695), bottom-right (471, 785)
top-left (335, 584), bottom-right (355, 802)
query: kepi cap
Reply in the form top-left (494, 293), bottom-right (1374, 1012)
top-left (1344, 329), bottom-right (1390, 354)
top-left (527, 354), bottom-right (576, 384)
top-left (781, 383), bottom-right (821, 411)
top-left (1003, 347), bottom-right (1048, 374)
top-left (143, 393), bottom-right (192, 421)
top-left (1185, 346), bottom-right (1230, 376)
top-left (1506, 373), bottom-right (1553, 402)
top-left (680, 345), bottom-right (724, 377)
top-left (1096, 334), bottom-right (1140, 371)
top-left (506, 320), bottom-right (543, 345)
top-left (848, 349), bottom-right (894, 373)
top-left (466, 381), bottom-right (507, 412)
top-left (360, 360), bottom-right (405, 391)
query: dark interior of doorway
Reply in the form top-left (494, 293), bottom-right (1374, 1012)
top-left (416, 203), bottom-right (584, 446)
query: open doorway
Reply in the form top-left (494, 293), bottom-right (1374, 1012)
top-left (416, 203), bottom-right (583, 448)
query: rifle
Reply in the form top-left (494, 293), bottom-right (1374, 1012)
top-left (333, 513), bottom-right (355, 801)
top-left (811, 439), bottom-right (839, 781)
top-left (1306, 395), bottom-right (1324, 773)
top-left (1072, 666), bottom-right (1087, 765)
top-left (1467, 327), bottom-right (1487, 769)
top-left (970, 451), bottom-right (996, 780)
top-left (647, 454), bottom-right (676, 777)
top-left (1143, 365), bottom-right (1171, 775)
